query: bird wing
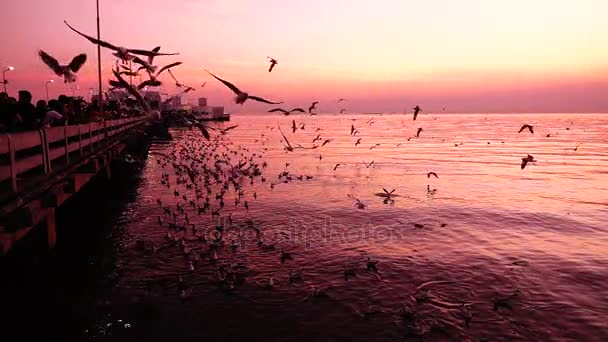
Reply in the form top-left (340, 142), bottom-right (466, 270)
top-left (64, 20), bottom-right (119, 51)
top-left (268, 108), bottom-right (288, 114)
top-left (382, 188), bottom-right (390, 194)
top-left (521, 159), bottom-right (527, 169)
top-left (194, 123), bottom-right (211, 140)
top-left (248, 96), bottom-right (282, 105)
top-left (113, 70), bottom-right (150, 112)
top-left (205, 70), bottom-right (242, 95)
top-left (156, 62), bottom-right (182, 76)
top-left (290, 108), bottom-right (305, 113)
top-left (68, 53), bottom-right (87, 72)
top-left (268, 63), bottom-right (275, 72)
top-left (201, 81), bottom-right (207, 87)
top-left (529, 126), bottom-right (534, 134)
top-left (38, 50), bottom-right (64, 75)
top-left (277, 125), bottom-right (292, 148)
top-left (221, 125), bottom-right (238, 133)
top-left (127, 48), bottom-right (179, 57)
top-left (518, 125), bottom-right (525, 133)
top-left (167, 69), bottom-right (181, 85)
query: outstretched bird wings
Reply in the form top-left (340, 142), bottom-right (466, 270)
top-left (205, 69), bottom-right (242, 95)
top-left (38, 50), bottom-right (64, 75)
top-left (68, 53), bottom-right (87, 72)
top-left (64, 20), bottom-right (178, 57)
top-left (156, 62), bottom-right (183, 76)
top-left (65, 20), bottom-right (119, 50)
top-left (248, 95), bottom-right (282, 105)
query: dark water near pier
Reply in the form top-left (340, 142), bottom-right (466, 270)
top-left (3, 113), bottom-right (608, 341)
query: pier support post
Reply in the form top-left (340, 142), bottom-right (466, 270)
top-left (46, 208), bottom-right (57, 249)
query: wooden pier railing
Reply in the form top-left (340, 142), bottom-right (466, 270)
top-left (0, 117), bottom-right (145, 193)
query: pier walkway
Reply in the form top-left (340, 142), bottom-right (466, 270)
top-left (0, 116), bottom-right (153, 255)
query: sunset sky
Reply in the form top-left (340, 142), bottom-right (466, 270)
top-left (1, 0), bottom-right (607, 113)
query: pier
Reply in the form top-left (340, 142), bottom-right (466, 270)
top-left (0, 116), bottom-right (156, 255)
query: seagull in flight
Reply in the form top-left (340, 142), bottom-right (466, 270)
top-left (363, 160), bottom-right (374, 168)
top-left (413, 105), bottom-right (422, 120)
top-left (337, 98), bottom-right (347, 103)
top-left (333, 164), bottom-right (341, 171)
top-left (521, 154), bottom-right (536, 170)
top-left (267, 57), bottom-right (278, 72)
top-left (38, 50), bottom-right (87, 83)
top-left (109, 70), bottom-right (150, 112)
top-left (309, 101), bottom-right (319, 114)
top-left (355, 138), bottom-right (362, 146)
top-left (518, 124), bottom-right (534, 134)
top-left (427, 172), bottom-right (438, 178)
top-left (206, 69), bottom-right (282, 105)
top-left (268, 107), bottom-right (305, 116)
top-left (64, 21), bottom-right (178, 61)
top-left (277, 125), bottom-right (294, 152)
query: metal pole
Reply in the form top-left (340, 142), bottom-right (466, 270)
top-left (45, 82), bottom-right (49, 101)
top-left (96, 0), bottom-right (104, 121)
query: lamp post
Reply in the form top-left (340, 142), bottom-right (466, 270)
top-left (2, 66), bottom-right (14, 93)
top-left (45, 79), bottom-right (55, 101)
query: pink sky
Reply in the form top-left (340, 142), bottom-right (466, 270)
top-left (1, 0), bottom-right (607, 113)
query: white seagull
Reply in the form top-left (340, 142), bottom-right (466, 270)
top-left (38, 50), bottom-right (87, 83)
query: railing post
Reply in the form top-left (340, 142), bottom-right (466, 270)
top-left (40, 129), bottom-right (51, 174)
top-left (7, 134), bottom-right (18, 192)
top-left (89, 124), bottom-right (93, 152)
top-left (78, 124), bottom-right (83, 156)
top-left (64, 124), bottom-right (70, 164)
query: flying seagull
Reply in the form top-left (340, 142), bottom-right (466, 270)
top-left (38, 50), bottom-right (86, 83)
top-left (427, 172), bottom-right (438, 178)
top-left (363, 160), bottom-right (374, 168)
top-left (267, 57), bottom-right (278, 72)
top-left (416, 128), bottom-right (423, 138)
top-left (337, 98), bottom-right (346, 103)
top-left (64, 21), bottom-right (178, 61)
top-left (521, 154), bottom-right (536, 170)
top-left (109, 70), bottom-right (150, 112)
top-left (268, 107), bottom-right (305, 115)
top-left (413, 105), bottom-right (422, 120)
top-left (333, 164), bottom-right (341, 171)
top-left (206, 69), bottom-right (282, 105)
top-left (277, 125), bottom-right (294, 152)
top-left (518, 124), bottom-right (534, 134)
top-left (309, 101), bottom-right (319, 114)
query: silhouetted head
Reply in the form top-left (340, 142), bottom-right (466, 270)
top-left (36, 100), bottom-right (47, 111)
top-left (48, 99), bottom-right (61, 112)
top-left (18, 90), bottom-right (33, 104)
top-left (0, 92), bottom-right (8, 102)
top-left (58, 95), bottom-right (69, 103)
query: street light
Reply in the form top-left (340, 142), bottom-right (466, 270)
top-left (45, 79), bottom-right (55, 101)
top-left (2, 66), bottom-right (14, 93)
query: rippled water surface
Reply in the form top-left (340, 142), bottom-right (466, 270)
top-left (49, 114), bottom-right (608, 340)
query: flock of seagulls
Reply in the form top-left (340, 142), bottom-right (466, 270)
top-left (31, 19), bottom-right (587, 340)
